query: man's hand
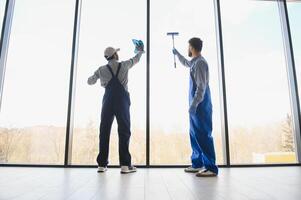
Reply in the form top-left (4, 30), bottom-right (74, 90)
top-left (189, 105), bottom-right (197, 114)
top-left (133, 39), bottom-right (144, 53)
top-left (172, 48), bottom-right (179, 55)
top-left (135, 43), bottom-right (144, 52)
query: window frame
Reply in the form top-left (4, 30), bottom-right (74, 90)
top-left (0, 0), bottom-right (300, 168)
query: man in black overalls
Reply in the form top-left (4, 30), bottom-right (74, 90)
top-left (88, 44), bottom-right (144, 174)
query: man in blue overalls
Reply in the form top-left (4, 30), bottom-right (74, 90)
top-left (173, 37), bottom-right (218, 177)
top-left (88, 43), bottom-right (144, 174)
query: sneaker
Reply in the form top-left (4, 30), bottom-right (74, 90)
top-left (97, 166), bottom-right (107, 173)
top-left (184, 166), bottom-right (204, 173)
top-left (196, 169), bottom-right (217, 177)
top-left (121, 166), bottom-right (137, 174)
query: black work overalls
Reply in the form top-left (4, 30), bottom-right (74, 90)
top-left (97, 63), bottom-right (132, 167)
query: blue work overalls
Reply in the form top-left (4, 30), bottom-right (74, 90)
top-left (189, 68), bottom-right (218, 174)
top-left (96, 63), bottom-right (132, 167)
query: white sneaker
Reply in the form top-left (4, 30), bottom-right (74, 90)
top-left (121, 166), bottom-right (137, 174)
top-left (184, 166), bottom-right (204, 173)
top-left (196, 169), bottom-right (217, 177)
top-left (97, 166), bottom-right (107, 173)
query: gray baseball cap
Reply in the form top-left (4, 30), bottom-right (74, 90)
top-left (104, 47), bottom-right (120, 58)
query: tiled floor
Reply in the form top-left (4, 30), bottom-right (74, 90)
top-left (0, 167), bottom-right (300, 200)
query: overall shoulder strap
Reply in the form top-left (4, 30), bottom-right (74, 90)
top-left (106, 65), bottom-right (115, 77)
top-left (190, 69), bottom-right (196, 86)
top-left (115, 63), bottom-right (122, 78)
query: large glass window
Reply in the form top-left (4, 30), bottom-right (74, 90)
top-left (288, 3), bottom-right (301, 119)
top-left (0, 0), bottom-right (74, 164)
top-left (221, 0), bottom-right (297, 164)
top-left (71, 0), bottom-right (146, 165)
top-left (1, 0), bottom-right (301, 166)
top-left (150, 0), bottom-right (224, 165)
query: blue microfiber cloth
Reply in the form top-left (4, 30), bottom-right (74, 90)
top-left (132, 39), bottom-right (144, 54)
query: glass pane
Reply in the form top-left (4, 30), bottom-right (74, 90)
top-left (71, 0), bottom-right (146, 165)
top-left (150, 0), bottom-right (224, 165)
top-left (0, 0), bottom-right (74, 164)
top-left (288, 3), bottom-right (301, 122)
top-left (221, 0), bottom-right (297, 164)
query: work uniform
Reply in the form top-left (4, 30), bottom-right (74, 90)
top-left (176, 52), bottom-right (218, 174)
top-left (88, 52), bottom-right (143, 167)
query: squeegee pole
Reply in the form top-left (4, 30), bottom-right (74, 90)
top-left (172, 35), bottom-right (176, 68)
